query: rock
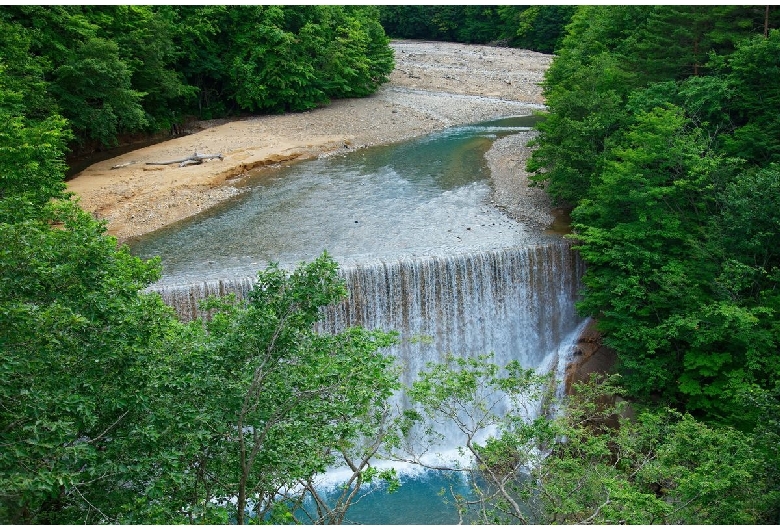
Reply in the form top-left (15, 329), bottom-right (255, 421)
top-left (564, 320), bottom-right (617, 395)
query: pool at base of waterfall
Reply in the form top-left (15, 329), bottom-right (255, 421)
top-left (300, 470), bottom-right (480, 525)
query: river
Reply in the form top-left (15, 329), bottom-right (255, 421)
top-left (129, 116), bottom-right (584, 524)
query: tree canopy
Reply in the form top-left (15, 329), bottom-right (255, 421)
top-left (0, 5), bottom-right (394, 150)
top-left (378, 5), bottom-right (574, 53)
top-left (528, 5), bottom-right (780, 428)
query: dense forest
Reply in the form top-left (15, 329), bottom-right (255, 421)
top-left (529, 5), bottom-right (780, 430)
top-left (1, 4), bottom-right (779, 525)
top-left (378, 5), bottom-right (576, 53)
top-left (0, 5), bottom-right (394, 152)
top-left (524, 5), bottom-right (780, 521)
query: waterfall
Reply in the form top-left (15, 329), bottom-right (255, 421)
top-left (152, 240), bottom-right (583, 424)
top-left (325, 241), bottom-right (584, 467)
top-left (151, 240), bottom-right (584, 494)
top-left (320, 242), bottom-right (583, 384)
top-left (152, 242), bottom-right (583, 374)
top-left (152, 243), bottom-right (583, 358)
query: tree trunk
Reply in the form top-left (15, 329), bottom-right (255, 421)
top-left (765, 5), bottom-right (770, 38)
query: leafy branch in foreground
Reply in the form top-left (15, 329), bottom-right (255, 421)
top-left (136, 253), bottom-right (400, 525)
top-left (396, 355), bottom-right (778, 524)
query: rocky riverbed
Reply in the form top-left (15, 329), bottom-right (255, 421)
top-left (67, 40), bottom-right (554, 242)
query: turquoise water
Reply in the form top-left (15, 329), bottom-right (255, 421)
top-left (298, 470), bottom-right (479, 525)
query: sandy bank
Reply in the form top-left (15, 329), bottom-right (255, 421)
top-left (67, 41), bottom-right (553, 242)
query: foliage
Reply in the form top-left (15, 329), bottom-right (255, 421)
top-left (529, 6), bottom-right (780, 425)
top-left (501, 5), bottom-right (577, 53)
top-left (378, 5), bottom-right (573, 50)
top-left (0, 5), bottom-right (394, 147)
top-left (390, 353), bottom-right (554, 524)
top-left (164, 254), bottom-right (399, 525)
top-left (0, 221), bottom-right (400, 524)
top-left (0, 199), bottom-right (173, 523)
top-left (401, 357), bottom-right (780, 524)
top-left (51, 37), bottom-right (147, 147)
top-left (0, 68), bottom-right (70, 221)
top-left (223, 6), bottom-right (394, 114)
top-left (718, 29), bottom-right (780, 164)
top-left (540, 378), bottom-right (779, 524)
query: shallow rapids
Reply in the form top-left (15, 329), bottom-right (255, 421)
top-left (129, 116), bottom-right (555, 283)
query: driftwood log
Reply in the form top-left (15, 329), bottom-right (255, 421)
top-left (110, 161), bottom-right (137, 170)
top-left (146, 152), bottom-right (224, 168)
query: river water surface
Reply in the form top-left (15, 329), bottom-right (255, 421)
top-left (130, 116), bottom-right (553, 283)
top-left (130, 115), bottom-right (582, 525)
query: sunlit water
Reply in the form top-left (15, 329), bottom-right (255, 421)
top-left (129, 116), bottom-right (553, 283)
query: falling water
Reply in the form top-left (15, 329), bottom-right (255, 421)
top-left (139, 116), bottom-right (586, 523)
top-left (321, 243), bottom-right (583, 383)
top-left (152, 244), bottom-right (583, 370)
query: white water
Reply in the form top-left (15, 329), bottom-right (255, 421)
top-left (152, 241), bottom-right (584, 458)
top-left (141, 119), bottom-right (586, 523)
top-left (321, 243), bottom-right (582, 382)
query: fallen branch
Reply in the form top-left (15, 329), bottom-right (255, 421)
top-left (110, 161), bottom-right (137, 170)
top-left (146, 152), bottom-right (224, 167)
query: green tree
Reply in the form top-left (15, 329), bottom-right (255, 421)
top-left (379, 5), bottom-right (572, 50)
top-left (219, 6), bottom-right (394, 114)
top-left (227, 6), bottom-right (322, 113)
top-left (0, 223), bottom-right (401, 524)
top-left (0, 73), bottom-right (401, 521)
top-left (0, 199), bottom-right (174, 523)
top-left (378, 6), bottom-right (440, 40)
top-left (508, 5), bottom-right (576, 53)
top-left (388, 353), bottom-right (553, 524)
top-left (0, 18), bottom-right (55, 121)
top-left (51, 37), bottom-right (147, 147)
top-left (1, 5), bottom-right (394, 142)
top-left (122, 254), bottom-right (399, 524)
top-left (83, 5), bottom-right (197, 132)
top-left (168, 5), bottom-right (232, 119)
top-left (720, 29), bottom-right (780, 165)
top-left (526, 6), bottom-right (650, 204)
top-left (571, 106), bottom-right (723, 407)
top-left (527, 51), bottom-right (636, 204)
top-left (529, 6), bottom-right (780, 425)
top-left (400, 356), bottom-right (779, 524)
top-left (0, 70), bottom-right (70, 222)
top-left (542, 383), bottom-right (778, 524)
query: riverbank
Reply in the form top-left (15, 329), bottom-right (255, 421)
top-left (66, 40), bottom-right (553, 242)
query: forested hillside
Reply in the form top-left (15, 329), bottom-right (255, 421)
top-left (379, 5), bottom-right (575, 53)
top-left (0, 5), bottom-right (393, 151)
top-left (530, 5), bottom-right (779, 435)
top-left (0, 6), bottom-right (401, 523)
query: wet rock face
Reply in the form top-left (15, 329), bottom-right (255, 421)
top-left (565, 319), bottom-right (617, 395)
